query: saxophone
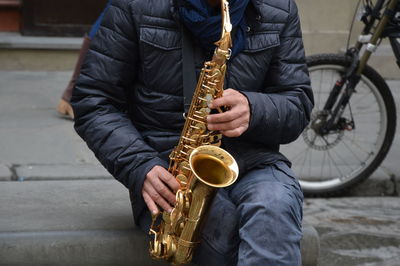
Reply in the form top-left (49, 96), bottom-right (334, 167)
top-left (148, 0), bottom-right (238, 264)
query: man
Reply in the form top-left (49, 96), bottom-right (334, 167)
top-left (71, 0), bottom-right (313, 265)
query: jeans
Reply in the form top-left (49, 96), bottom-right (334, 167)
top-left (138, 161), bottom-right (304, 266)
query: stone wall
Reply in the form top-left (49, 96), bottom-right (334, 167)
top-left (297, 0), bottom-right (398, 79)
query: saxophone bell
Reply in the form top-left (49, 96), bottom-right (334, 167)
top-left (189, 145), bottom-right (238, 188)
top-left (171, 145), bottom-right (238, 265)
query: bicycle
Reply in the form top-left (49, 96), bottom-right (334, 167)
top-left (281, 0), bottom-right (400, 196)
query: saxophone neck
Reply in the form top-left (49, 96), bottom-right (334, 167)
top-left (214, 0), bottom-right (232, 61)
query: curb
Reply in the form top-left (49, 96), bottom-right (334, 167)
top-left (0, 180), bottom-right (320, 266)
top-left (0, 230), bottom-right (166, 266)
top-left (0, 32), bottom-right (82, 50)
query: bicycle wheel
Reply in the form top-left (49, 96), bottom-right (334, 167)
top-left (281, 53), bottom-right (397, 196)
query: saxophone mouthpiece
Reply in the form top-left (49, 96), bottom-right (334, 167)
top-left (225, 23), bottom-right (232, 33)
top-left (222, 0), bottom-right (232, 33)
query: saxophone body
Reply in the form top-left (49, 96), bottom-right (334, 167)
top-left (148, 1), bottom-right (238, 264)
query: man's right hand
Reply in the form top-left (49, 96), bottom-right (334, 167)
top-left (142, 165), bottom-right (180, 215)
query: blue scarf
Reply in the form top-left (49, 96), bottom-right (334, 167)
top-left (178, 0), bottom-right (249, 57)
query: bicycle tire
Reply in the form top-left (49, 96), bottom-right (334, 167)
top-left (282, 53), bottom-right (397, 196)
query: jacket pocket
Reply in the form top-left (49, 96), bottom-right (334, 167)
top-left (140, 26), bottom-right (181, 50)
top-left (243, 31), bottom-right (280, 53)
top-left (227, 32), bottom-right (279, 92)
top-left (138, 26), bottom-right (182, 94)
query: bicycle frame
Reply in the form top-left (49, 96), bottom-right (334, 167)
top-left (356, 0), bottom-right (399, 74)
top-left (317, 0), bottom-right (399, 135)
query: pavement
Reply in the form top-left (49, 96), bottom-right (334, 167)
top-left (303, 197), bottom-right (400, 266)
top-left (0, 71), bottom-right (110, 181)
top-left (0, 71), bottom-right (399, 194)
top-left (0, 71), bottom-right (399, 265)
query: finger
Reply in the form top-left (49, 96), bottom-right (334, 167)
top-left (143, 181), bottom-right (173, 212)
top-left (148, 174), bottom-right (177, 205)
top-left (220, 125), bottom-right (248, 137)
top-left (209, 94), bottom-right (238, 109)
top-left (151, 166), bottom-right (180, 192)
top-left (210, 89), bottom-right (248, 108)
top-left (142, 190), bottom-right (159, 215)
top-left (222, 88), bottom-right (236, 96)
top-left (207, 105), bottom-right (246, 124)
top-left (147, 167), bottom-right (177, 202)
top-left (208, 117), bottom-right (247, 132)
top-left (158, 170), bottom-right (180, 193)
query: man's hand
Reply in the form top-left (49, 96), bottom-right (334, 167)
top-left (207, 89), bottom-right (251, 137)
top-left (142, 165), bottom-right (180, 215)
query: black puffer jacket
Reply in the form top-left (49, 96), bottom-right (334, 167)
top-left (72, 0), bottom-right (314, 220)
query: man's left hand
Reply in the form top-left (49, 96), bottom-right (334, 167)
top-left (207, 88), bottom-right (250, 137)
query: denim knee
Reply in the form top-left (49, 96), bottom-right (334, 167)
top-left (228, 163), bottom-right (304, 265)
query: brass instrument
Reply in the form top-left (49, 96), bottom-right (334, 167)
top-left (148, 0), bottom-right (238, 264)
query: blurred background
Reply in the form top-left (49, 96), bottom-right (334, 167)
top-left (0, 0), bottom-right (399, 265)
top-left (0, 0), bottom-right (397, 77)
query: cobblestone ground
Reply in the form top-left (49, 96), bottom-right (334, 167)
top-left (304, 197), bottom-right (400, 266)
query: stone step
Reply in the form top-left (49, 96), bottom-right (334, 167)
top-left (0, 32), bottom-right (82, 50)
top-left (0, 33), bottom-right (81, 71)
top-left (0, 180), bottom-right (319, 266)
top-left (1, 230), bottom-right (164, 266)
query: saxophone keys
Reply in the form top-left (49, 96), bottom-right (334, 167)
top-left (211, 69), bottom-right (221, 79)
top-left (174, 190), bottom-right (185, 213)
top-left (213, 140), bottom-right (222, 146)
top-left (164, 234), bottom-right (176, 258)
top-left (194, 123), bottom-right (206, 133)
top-left (211, 134), bottom-right (222, 143)
top-left (182, 135), bottom-right (198, 143)
top-left (150, 239), bottom-right (162, 257)
top-left (198, 107), bottom-right (210, 117)
top-left (200, 98), bottom-right (208, 108)
top-left (182, 190), bottom-right (192, 213)
top-left (224, 23), bottom-right (232, 33)
top-left (179, 161), bottom-right (190, 175)
top-left (176, 174), bottom-right (188, 187)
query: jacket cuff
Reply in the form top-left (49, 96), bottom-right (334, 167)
top-left (239, 91), bottom-right (269, 140)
